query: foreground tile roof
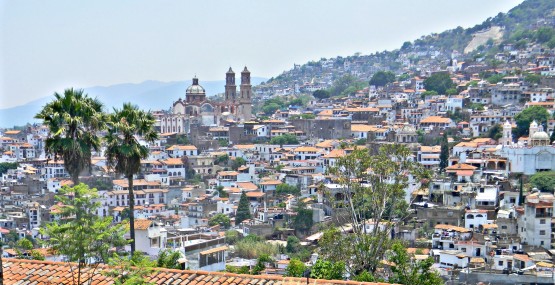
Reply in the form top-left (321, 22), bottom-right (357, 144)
top-left (3, 258), bottom-right (392, 285)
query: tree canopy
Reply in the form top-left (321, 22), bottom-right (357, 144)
top-left (41, 184), bottom-right (127, 285)
top-left (313, 89), bottom-right (330, 100)
top-left (235, 191), bottom-right (252, 225)
top-left (369, 71), bottom-right (395, 87)
top-left (270, 134), bottom-right (299, 146)
top-left (321, 145), bottom-right (430, 275)
top-left (423, 72), bottom-right (455, 94)
top-left (530, 171), bottom-right (555, 193)
top-left (231, 157), bottom-right (247, 171)
top-left (35, 88), bottom-right (104, 184)
top-left (387, 242), bottom-right (443, 285)
top-left (514, 106), bottom-right (550, 138)
top-left (209, 213), bottom-right (231, 228)
top-left (104, 103), bottom-right (157, 255)
top-left (0, 162), bottom-right (18, 175)
top-left (285, 258), bottom-right (307, 277)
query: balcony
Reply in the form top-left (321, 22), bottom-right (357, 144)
top-left (535, 212), bottom-right (552, 218)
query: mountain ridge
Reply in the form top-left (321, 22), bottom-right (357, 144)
top-left (0, 77), bottom-right (266, 128)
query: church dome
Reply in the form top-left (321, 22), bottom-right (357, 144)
top-left (186, 77), bottom-right (206, 95)
top-left (531, 131), bottom-right (549, 141)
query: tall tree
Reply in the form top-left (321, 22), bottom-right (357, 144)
top-left (423, 72), bottom-right (454, 94)
top-left (439, 133), bottom-right (449, 171)
top-left (387, 242), bottom-right (443, 285)
top-left (41, 184), bottom-right (127, 285)
top-left (321, 145), bottom-right (429, 276)
top-left (104, 103), bottom-right (158, 255)
top-left (514, 106), bottom-right (550, 138)
top-left (369, 71), bottom-right (395, 87)
top-left (285, 258), bottom-right (307, 277)
top-left (35, 88), bottom-right (104, 185)
top-left (235, 191), bottom-right (252, 225)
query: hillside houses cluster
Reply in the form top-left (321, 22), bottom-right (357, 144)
top-left (2, 35), bottom-right (555, 282)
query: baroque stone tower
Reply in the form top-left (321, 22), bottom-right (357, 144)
top-left (225, 67), bottom-right (237, 112)
top-left (239, 66), bottom-right (252, 121)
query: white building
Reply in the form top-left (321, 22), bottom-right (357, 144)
top-left (132, 219), bottom-right (168, 257)
top-left (517, 192), bottom-right (554, 249)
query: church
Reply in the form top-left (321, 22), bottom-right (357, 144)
top-left (498, 120), bottom-right (555, 175)
top-left (158, 67), bottom-right (253, 134)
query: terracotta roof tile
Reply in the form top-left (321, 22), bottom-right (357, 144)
top-left (3, 258), bottom-right (395, 285)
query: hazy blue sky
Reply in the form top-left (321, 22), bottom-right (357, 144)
top-left (1, 0), bottom-right (523, 109)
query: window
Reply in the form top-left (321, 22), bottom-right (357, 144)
top-left (540, 230), bottom-right (546, 235)
top-left (501, 225), bottom-right (507, 230)
top-left (498, 261), bottom-right (503, 266)
top-left (540, 219), bottom-right (546, 224)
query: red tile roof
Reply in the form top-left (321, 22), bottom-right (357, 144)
top-left (2, 258), bottom-right (392, 285)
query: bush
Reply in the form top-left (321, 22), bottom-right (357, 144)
top-left (530, 171), bottom-right (555, 193)
top-left (233, 236), bottom-right (278, 259)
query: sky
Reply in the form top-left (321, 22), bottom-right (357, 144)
top-left (1, 0), bottom-right (524, 109)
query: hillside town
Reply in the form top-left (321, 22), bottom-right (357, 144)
top-left (3, 3), bottom-right (555, 285)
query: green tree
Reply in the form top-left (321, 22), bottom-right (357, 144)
top-left (156, 249), bottom-right (182, 269)
top-left (225, 230), bottom-right (241, 245)
top-left (310, 259), bottom-right (345, 280)
top-left (313, 89), bottom-right (331, 100)
top-left (15, 238), bottom-right (33, 258)
top-left (285, 258), bottom-right (307, 277)
top-left (401, 41), bottom-right (412, 50)
top-left (234, 235), bottom-right (278, 259)
top-left (231, 157), bottom-right (247, 171)
top-left (270, 134), bottom-right (299, 146)
top-left (0, 162), bottom-right (18, 175)
top-left (286, 236), bottom-right (301, 254)
top-left (446, 88), bottom-right (458, 95)
top-left (262, 103), bottom-right (281, 115)
top-left (321, 145), bottom-right (429, 275)
top-left (29, 249), bottom-right (45, 261)
top-left (235, 191), bottom-right (252, 225)
top-left (16, 238), bottom-right (33, 251)
top-left (524, 73), bottom-right (541, 85)
top-left (387, 241), bottom-right (443, 285)
top-left (215, 154), bottom-right (230, 165)
top-left (276, 183), bottom-right (301, 196)
top-left (104, 252), bottom-right (156, 285)
top-left (535, 27), bottom-right (555, 43)
top-left (329, 75), bottom-right (365, 97)
top-left (468, 103), bottom-right (485, 111)
top-left (104, 103), bottom-right (158, 255)
top-left (423, 72), bottom-right (454, 94)
top-left (398, 73), bottom-right (411, 81)
top-left (514, 106), bottom-right (550, 138)
top-left (369, 71), bottom-right (395, 87)
top-left (292, 203), bottom-right (313, 235)
top-left (439, 133), bottom-right (449, 171)
top-left (251, 254), bottom-right (273, 275)
top-left (487, 124), bottom-right (503, 140)
top-left (41, 184), bottom-right (127, 285)
top-left (209, 213), bottom-right (231, 228)
top-left (486, 74), bottom-right (504, 84)
top-left (35, 88), bottom-right (104, 185)
top-left (529, 171), bottom-right (555, 193)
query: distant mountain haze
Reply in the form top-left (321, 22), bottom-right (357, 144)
top-left (0, 77), bottom-right (266, 128)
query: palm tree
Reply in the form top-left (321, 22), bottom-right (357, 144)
top-left (35, 88), bottom-right (104, 185)
top-left (104, 103), bottom-right (157, 254)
